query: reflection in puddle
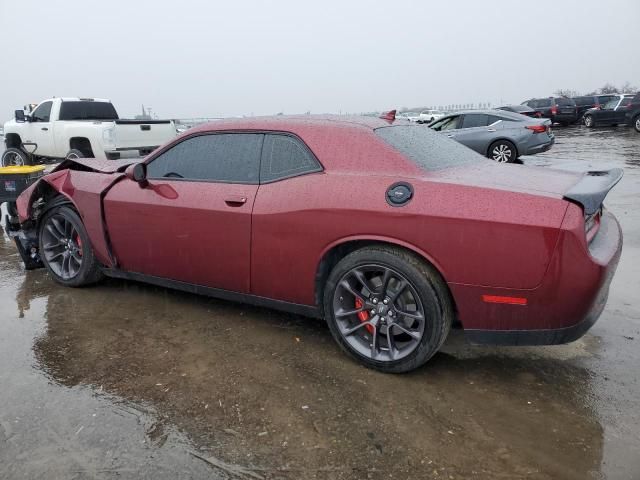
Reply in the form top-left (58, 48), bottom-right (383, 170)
top-left (25, 270), bottom-right (604, 479)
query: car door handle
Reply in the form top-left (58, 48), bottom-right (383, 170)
top-left (487, 128), bottom-right (496, 132)
top-left (224, 195), bottom-right (248, 206)
top-left (446, 134), bottom-right (455, 138)
top-left (41, 127), bottom-right (48, 131)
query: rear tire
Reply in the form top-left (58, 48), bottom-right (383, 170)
top-left (1, 147), bottom-right (30, 167)
top-left (65, 149), bottom-right (85, 160)
top-left (323, 246), bottom-right (453, 373)
top-left (488, 140), bottom-right (517, 163)
top-left (634, 116), bottom-right (640, 133)
top-left (38, 205), bottom-right (103, 287)
top-left (584, 115), bottom-right (595, 128)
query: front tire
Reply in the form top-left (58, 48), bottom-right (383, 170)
top-left (39, 205), bottom-right (103, 287)
top-left (634, 116), bottom-right (640, 133)
top-left (488, 140), bottom-right (517, 163)
top-left (584, 115), bottom-right (595, 128)
top-left (1, 147), bottom-right (30, 167)
top-left (323, 246), bottom-right (453, 373)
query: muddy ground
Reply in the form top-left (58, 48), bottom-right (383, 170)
top-left (1, 125), bottom-right (639, 479)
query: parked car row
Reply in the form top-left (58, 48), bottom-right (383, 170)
top-left (519, 93), bottom-right (640, 131)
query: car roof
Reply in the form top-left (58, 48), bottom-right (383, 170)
top-left (190, 114), bottom-right (394, 134)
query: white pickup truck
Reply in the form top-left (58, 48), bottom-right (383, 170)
top-left (2, 98), bottom-right (177, 166)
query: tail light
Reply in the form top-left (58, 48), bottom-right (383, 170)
top-left (551, 105), bottom-right (558, 115)
top-left (526, 125), bottom-right (547, 134)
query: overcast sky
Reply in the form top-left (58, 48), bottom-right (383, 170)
top-left (1, 0), bottom-right (638, 119)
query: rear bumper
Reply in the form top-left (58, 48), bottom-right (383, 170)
top-left (454, 209), bottom-right (622, 345)
top-left (551, 113), bottom-right (578, 124)
top-left (522, 136), bottom-right (554, 156)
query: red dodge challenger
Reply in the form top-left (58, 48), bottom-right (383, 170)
top-left (9, 115), bottom-right (623, 373)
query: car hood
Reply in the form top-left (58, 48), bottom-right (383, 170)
top-left (432, 161), bottom-right (582, 198)
top-left (51, 156), bottom-right (138, 174)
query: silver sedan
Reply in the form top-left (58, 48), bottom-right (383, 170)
top-left (428, 110), bottom-right (554, 162)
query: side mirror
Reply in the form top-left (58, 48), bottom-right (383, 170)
top-left (15, 110), bottom-right (25, 123)
top-left (124, 163), bottom-right (148, 188)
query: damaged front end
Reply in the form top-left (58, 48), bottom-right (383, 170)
top-left (4, 212), bottom-right (43, 270)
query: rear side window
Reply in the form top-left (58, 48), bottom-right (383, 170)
top-left (59, 101), bottom-right (119, 121)
top-left (536, 99), bottom-right (552, 108)
top-left (31, 101), bottom-right (52, 122)
top-left (260, 134), bottom-right (321, 183)
top-left (147, 133), bottom-right (263, 183)
top-left (375, 125), bottom-right (482, 171)
top-left (461, 114), bottom-right (489, 128)
top-left (555, 97), bottom-right (576, 106)
top-left (620, 97), bottom-right (633, 107)
top-left (574, 96), bottom-right (593, 106)
top-left (597, 95), bottom-right (617, 105)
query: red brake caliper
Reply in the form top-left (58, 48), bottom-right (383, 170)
top-left (355, 298), bottom-right (373, 334)
top-left (75, 234), bottom-right (83, 256)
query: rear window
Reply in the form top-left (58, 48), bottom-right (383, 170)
top-left (375, 125), bottom-right (483, 171)
top-left (59, 101), bottom-right (119, 121)
top-left (555, 97), bottom-right (576, 106)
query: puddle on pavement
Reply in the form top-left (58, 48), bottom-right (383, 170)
top-left (1, 126), bottom-right (639, 479)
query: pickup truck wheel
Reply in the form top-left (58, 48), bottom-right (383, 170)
top-left (584, 115), bottom-right (595, 128)
top-left (39, 205), bottom-right (103, 287)
top-left (65, 149), bottom-right (85, 160)
top-left (1, 147), bottom-right (30, 167)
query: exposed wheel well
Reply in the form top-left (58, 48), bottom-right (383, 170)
top-left (4, 133), bottom-right (22, 149)
top-left (69, 137), bottom-right (94, 157)
top-left (314, 240), bottom-right (456, 318)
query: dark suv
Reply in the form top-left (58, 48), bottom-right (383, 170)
top-left (572, 94), bottom-right (619, 120)
top-left (521, 97), bottom-right (578, 126)
top-left (625, 92), bottom-right (640, 133)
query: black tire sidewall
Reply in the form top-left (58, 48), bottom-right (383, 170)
top-left (38, 205), bottom-right (99, 287)
top-left (323, 248), bottom-right (447, 373)
top-left (488, 140), bottom-right (517, 163)
top-left (634, 116), bottom-right (640, 133)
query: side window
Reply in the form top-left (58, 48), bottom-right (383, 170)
top-left (439, 115), bottom-right (461, 131)
top-left (31, 101), bottom-right (53, 122)
top-left (146, 133), bottom-right (263, 183)
top-left (461, 114), bottom-right (489, 128)
top-left (539, 99), bottom-right (552, 108)
top-left (260, 134), bottom-right (321, 183)
top-left (488, 115), bottom-right (507, 124)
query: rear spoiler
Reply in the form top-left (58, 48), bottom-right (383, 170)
top-left (563, 168), bottom-right (623, 215)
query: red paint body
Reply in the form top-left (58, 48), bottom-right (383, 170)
top-left (16, 116), bottom-right (622, 340)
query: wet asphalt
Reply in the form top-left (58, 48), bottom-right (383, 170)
top-left (0, 125), bottom-right (639, 480)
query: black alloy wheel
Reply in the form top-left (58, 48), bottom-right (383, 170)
top-left (324, 246), bottom-right (452, 373)
top-left (39, 205), bottom-right (103, 286)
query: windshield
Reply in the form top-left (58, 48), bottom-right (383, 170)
top-left (59, 101), bottom-right (119, 121)
top-left (375, 124), bottom-right (483, 171)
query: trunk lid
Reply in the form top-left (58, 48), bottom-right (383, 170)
top-left (433, 162), bottom-right (583, 198)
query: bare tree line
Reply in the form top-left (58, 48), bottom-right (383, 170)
top-left (554, 82), bottom-right (637, 98)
